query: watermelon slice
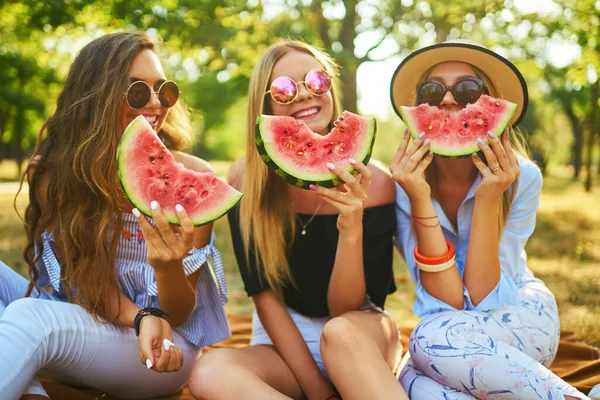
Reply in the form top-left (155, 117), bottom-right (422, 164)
top-left (399, 95), bottom-right (517, 157)
top-left (255, 111), bottom-right (377, 188)
top-left (117, 116), bottom-right (242, 226)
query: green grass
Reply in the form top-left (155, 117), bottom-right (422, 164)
top-left (1, 165), bottom-right (599, 346)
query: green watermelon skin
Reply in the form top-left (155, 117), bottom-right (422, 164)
top-left (117, 116), bottom-right (242, 226)
top-left (255, 111), bottom-right (377, 189)
top-left (399, 95), bottom-right (517, 157)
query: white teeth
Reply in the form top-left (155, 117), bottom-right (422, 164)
top-left (144, 116), bottom-right (158, 125)
top-left (294, 108), bottom-right (318, 118)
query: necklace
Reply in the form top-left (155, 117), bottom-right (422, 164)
top-left (295, 199), bottom-right (323, 236)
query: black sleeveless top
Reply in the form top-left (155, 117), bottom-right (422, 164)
top-left (227, 202), bottom-right (397, 318)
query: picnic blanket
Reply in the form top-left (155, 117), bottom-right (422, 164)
top-left (41, 314), bottom-right (600, 399)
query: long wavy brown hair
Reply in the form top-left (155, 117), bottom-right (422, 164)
top-left (240, 39), bottom-right (342, 290)
top-left (17, 31), bottom-right (192, 320)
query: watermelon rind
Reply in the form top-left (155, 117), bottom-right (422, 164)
top-left (255, 113), bottom-right (377, 189)
top-left (399, 99), bottom-right (517, 157)
top-left (117, 115), bottom-right (242, 226)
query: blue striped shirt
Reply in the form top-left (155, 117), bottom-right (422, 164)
top-left (36, 212), bottom-right (230, 348)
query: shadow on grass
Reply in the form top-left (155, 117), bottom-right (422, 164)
top-left (528, 210), bottom-right (599, 262)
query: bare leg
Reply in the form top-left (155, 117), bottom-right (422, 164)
top-left (320, 310), bottom-right (408, 400)
top-left (189, 345), bottom-right (304, 400)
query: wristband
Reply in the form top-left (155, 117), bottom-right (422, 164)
top-left (133, 307), bottom-right (169, 337)
top-left (415, 256), bottom-right (456, 272)
top-left (414, 240), bottom-right (455, 264)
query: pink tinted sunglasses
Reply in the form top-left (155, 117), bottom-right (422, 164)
top-left (265, 69), bottom-right (332, 105)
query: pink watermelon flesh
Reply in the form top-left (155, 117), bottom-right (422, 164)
top-left (399, 95), bottom-right (517, 157)
top-left (117, 116), bottom-right (242, 226)
top-left (256, 111), bottom-right (376, 187)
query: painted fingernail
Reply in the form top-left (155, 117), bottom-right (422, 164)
top-left (132, 208), bottom-right (141, 217)
top-left (424, 138), bottom-right (430, 146)
top-left (309, 184), bottom-right (318, 190)
top-left (477, 138), bottom-right (485, 146)
top-left (164, 338), bottom-right (175, 350)
top-left (348, 158), bottom-right (357, 165)
top-left (418, 132), bottom-right (425, 139)
top-left (146, 359), bottom-right (153, 369)
top-left (175, 204), bottom-right (183, 212)
top-left (150, 200), bottom-right (158, 210)
top-left (326, 162), bottom-right (336, 170)
top-left (487, 131), bottom-right (495, 138)
top-left (427, 151), bottom-right (433, 158)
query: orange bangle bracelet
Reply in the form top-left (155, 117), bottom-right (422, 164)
top-left (414, 240), bottom-right (455, 264)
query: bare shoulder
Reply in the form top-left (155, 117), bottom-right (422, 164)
top-left (227, 159), bottom-right (245, 190)
top-left (171, 151), bottom-right (214, 174)
top-left (366, 159), bottom-right (396, 206)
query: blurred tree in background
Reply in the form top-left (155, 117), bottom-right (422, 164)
top-left (0, 0), bottom-right (598, 189)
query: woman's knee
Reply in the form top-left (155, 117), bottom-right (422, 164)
top-left (188, 348), bottom-right (239, 399)
top-left (321, 315), bottom-right (362, 350)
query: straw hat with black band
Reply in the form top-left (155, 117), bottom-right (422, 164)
top-left (390, 40), bottom-right (529, 127)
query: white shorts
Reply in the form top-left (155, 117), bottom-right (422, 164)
top-left (249, 297), bottom-right (389, 385)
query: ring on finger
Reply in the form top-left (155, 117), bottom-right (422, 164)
top-left (491, 166), bottom-right (501, 172)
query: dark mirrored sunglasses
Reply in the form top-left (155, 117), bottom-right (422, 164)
top-left (417, 77), bottom-right (487, 106)
top-left (125, 80), bottom-right (181, 110)
top-left (265, 69), bottom-right (332, 105)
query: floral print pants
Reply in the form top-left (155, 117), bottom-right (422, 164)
top-left (399, 278), bottom-right (589, 399)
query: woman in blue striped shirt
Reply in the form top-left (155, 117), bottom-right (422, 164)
top-left (0, 32), bottom-right (229, 400)
top-left (389, 41), bottom-right (587, 399)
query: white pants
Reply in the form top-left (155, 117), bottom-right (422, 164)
top-left (0, 261), bottom-right (198, 400)
top-left (399, 279), bottom-right (589, 399)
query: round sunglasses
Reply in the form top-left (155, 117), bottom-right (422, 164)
top-left (265, 69), bottom-right (332, 105)
top-left (417, 77), bottom-right (488, 106)
top-left (124, 80), bottom-right (181, 110)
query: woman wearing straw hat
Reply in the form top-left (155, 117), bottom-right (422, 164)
top-left (389, 41), bottom-right (588, 399)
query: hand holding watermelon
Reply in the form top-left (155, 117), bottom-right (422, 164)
top-left (471, 130), bottom-right (520, 203)
top-left (308, 158), bottom-right (371, 235)
top-left (389, 129), bottom-right (434, 202)
top-left (132, 200), bottom-right (194, 272)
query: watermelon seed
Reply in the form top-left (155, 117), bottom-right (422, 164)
top-left (462, 121), bottom-right (468, 128)
top-left (284, 129), bottom-right (289, 135)
top-left (329, 141), bottom-right (334, 145)
top-left (298, 151), bottom-right (304, 156)
top-left (163, 174), bottom-right (169, 179)
top-left (302, 147), bottom-right (306, 151)
top-left (328, 149), bottom-right (333, 154)
top-left (495, 102), bottom-right (500, 106)
top-left (189, 184), bottom-right (194, 188)
top-left (150, 157), bottom-right (156, 163)
top-left (201, 190), bottom-right (209, 199)
top-left (429, 125), bottom-right (432, 130)
top-left (159, 155), bottom-right (164, 160)
top-left (340, 128), bottom-right (345, 132)
top-left (165, 182), bottom-right (169, 186)
top-left (340, 148), bottom-right (344, 152)
top-left (445, 117), bottom-right (449, 121)
top-left (307, 143), bottom-right (312, 147)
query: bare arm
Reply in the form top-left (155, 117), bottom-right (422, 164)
top-left (390, 131), bottom-right (463, 309)
top-left (465, 132), bottom-right (519, 305)
top-left (254, 290), bottom-right (334, 399)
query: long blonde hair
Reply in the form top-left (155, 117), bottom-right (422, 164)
top-left (18, 31), bottom-right (192, 320)
top-left (240, 39), bottom-right (342, 290)
top-left (422, 63), bottom-right (530, 234)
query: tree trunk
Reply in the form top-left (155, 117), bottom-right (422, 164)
top-left (339, 0), bottom-right (358, 112)
top-left (564, 105), bottom-right (584, 179)
top-left (14, 72), bottom-right (26, 178)
top-left (584, 81), bottom-right (598, 192)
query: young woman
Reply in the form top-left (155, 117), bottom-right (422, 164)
top-left (189, 39), bottom-right (407, 400)
top-left (389, 41), bottom-right (588, 399)
top-left (0, 31), bottom-right (229, 400)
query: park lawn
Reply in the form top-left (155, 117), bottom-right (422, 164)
top-left (0, 165), bottom-right (598, 346)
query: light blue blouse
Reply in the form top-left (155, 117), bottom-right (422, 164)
top-left (394, 156), bottom-right (543, 317)
top-left (36, 212), bottom-right (230, 348)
